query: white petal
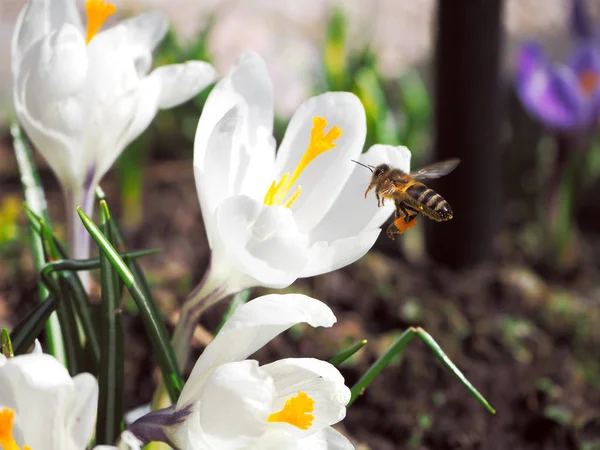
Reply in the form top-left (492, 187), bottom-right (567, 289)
top-left (124, 404), bottom-right (151, 425)
top-left (85, 25), bottom-right (140, 100)
top-left (86, 87), bottom-right (140, 189)
top-left (120, 430), bottom-right (144, 450)
top-left (19, 24), bottom-right (87, 136)
top-left (194, 107), bottom-right (243, 246)
top-left (14, 24), bottom-right (87, 189)
top-left (149, 61), bottom-right (217, 109)
top-left (259, 427), bottom-right (354, 450)
top-left (178, 294), bottom-right (336, 407)
top-left (96, 431), bottom-right (142, 450)
top-left (0, 354), bottom-right (75, 450)
top-left (275, 92), bottom-right (366, 233)
top-left (12, 0), bottom-right (47, 72)
top-left (198, 360), bottom-right (272, 449)
top-left (194, 51), bottom-right (273, 171)
top-left (263, 358), bottom-right (349, 436)
top-left (12, 0), bottom-right (83, 71)
top-left (66, 373), bottom-right (98, 449)
top-left (213, 195), bottom-right (309, 288)
top-left (49, 0), bottom-right (83, 31)
top-left (193, 53), bottom-right (276, 246)
top-left (300, 229), bottom-right (380, 278)
top-left (32, 339), bottom-right (43, 354)
top-left (299, 427), bottom-right (355, 450)
top-left (307, 145), bottom-right (412, 243)
top-left (122, 10), bottom-right (168, 49)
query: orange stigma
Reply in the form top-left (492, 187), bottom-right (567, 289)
top-left (0, 409), bottom-right (31, 450)
top-left (579, 70), bottom-right (599, 96)
top-left (85, 0), bottom-right (116, 44)
top-left (267, 392), bottom-right (315, 430)
top-left (263, 116), bottom-right (341, 208)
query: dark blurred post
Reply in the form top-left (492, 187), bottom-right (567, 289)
top-left (426, 0), bottom-right (504, 268)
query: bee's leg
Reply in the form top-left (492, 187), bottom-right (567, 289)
top-left (403, 204), bottom-right (420, 224)
top-left (387, 203), bottom-right (418, 240)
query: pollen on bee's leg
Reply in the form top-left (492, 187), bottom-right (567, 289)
top-left (387, 216), bottom-right (417, 239)
top-left (85, 0), bottom-right (116, 44)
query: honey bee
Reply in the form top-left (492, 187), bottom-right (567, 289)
top-left (353, 158), bottom-right (460, 239)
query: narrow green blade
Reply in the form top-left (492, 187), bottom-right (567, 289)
top-left (415, 328), bottom-right (495, 414)
top-left (96, 200), bottom-right (125, 444)
top-left (77, 206), bottom-right (183, 403)
top-left (329, 339), bottom-right (367, 367)
top-left (348, 328), bottom-right (415, 406)
top-left (10, 297), bottom-right (59, 355)
top-left (39, 224), bottom-right (81, 374)
top-left (12, 123), bottom-right (65, 363)
top-left (2, 329), bottom-right (14, 358)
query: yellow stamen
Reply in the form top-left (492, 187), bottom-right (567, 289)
top-left (283, 186), bottom-right (302, 208)
top-left (267, 392), bottom-right (315, 430)
top-left (0, 409), bottom-right (31, 450)
top-left (85, 0), bottom-right (116, 44)
top-left (263, 116), bottom-right (341, 208)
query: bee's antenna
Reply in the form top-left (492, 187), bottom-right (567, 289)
top-left (351, 159), bottom-right (373, 173)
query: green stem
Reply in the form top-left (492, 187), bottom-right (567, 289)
top-left (11, 123), bottom-right (65, 363)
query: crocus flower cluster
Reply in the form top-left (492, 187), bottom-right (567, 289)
top-left (516, 0), bottom-right (600, 132)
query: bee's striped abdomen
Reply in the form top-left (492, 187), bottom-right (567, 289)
top-left (406, 184), bottom-right (453, 222)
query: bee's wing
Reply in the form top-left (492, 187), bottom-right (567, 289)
top-left (410, 158), bottom-right (460, 181)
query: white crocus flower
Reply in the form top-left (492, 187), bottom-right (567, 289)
top-left (11, 0), bottom-right (217, 261)
top-left (132, 294), bottom-right (354, 450)
top-left (174, 51), bottom-right (410, 363)
top-left (0, 350), bottom-right (99, 450)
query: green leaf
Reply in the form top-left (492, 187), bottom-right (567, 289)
top-left (10, 297), bottom-right (59, 355)
top-left (38, 222), bottom-right (83, 373)
top-left (329, 339), bottom-right (367, 366)
top-left (41, 249), bottom-right (159, 274)
top-left (347, 327), bottom-right (495, 415)
top-left (77, 206), bottom-right (184, 403)
top-left (23, 204), bottom-right (68, 258)
top-left (56, 278), bottom-right (84, 374)
top-left (96, 186), bottom-right (171, 367)
top-left (215, 290), bottom-right (250, 335)
top-left (348, 328), bottom-right (415, 406)
top-left (415, 328), bottom-right (496, 414)
top-left (12, 123), bottom-right (65, 363)
top-left (96, 200), bottom-right (125, 444)
top-left (1, 329), bottom-right (14, 358)
top-left (97, 186), bottom-right (163, 330)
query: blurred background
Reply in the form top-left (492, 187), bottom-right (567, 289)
top-left (2, 0), bottom-right (600, 448)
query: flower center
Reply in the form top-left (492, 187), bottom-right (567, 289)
top-left (85, 0), bottom-right (116, 45)
top-left (263, 116), bottom-right (341, 208)
top-left (0, 409), bottom-right (31, 450)
top-left (267, 391), bottom-right (315, 430)
top-left (579, 69), bottom-right (599, 96)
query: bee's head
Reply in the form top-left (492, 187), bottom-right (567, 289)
top-left (364, 164), bottom-right (390, 199)
top-left (370, 164), bottom-right (389, 183)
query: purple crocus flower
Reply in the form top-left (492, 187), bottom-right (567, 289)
top-left (516, 0), bottom-right (600, 132)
